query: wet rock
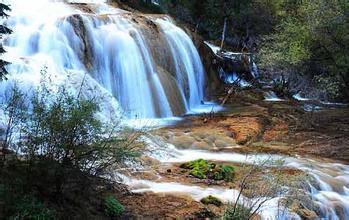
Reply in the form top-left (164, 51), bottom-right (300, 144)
top-left (194, 207), bottom-right (217, 219)
top-left (289, 199), bottom-right (319, 220)
top-left (191, 141), bottom-right (212, 150)
top-left (263, 121), bottom-right (289, 142)
top-left (192, 131), bottom-right (209, 140)
top-left (214, 139), bottom-right (228, 148)
top-left (226, 117), bottom-right (264, 145)
top-left (333, 201), bottom-right (346, 220)
top-left (170, 135), bottom-right (196, 149)
top-left (120, 192), bottom-right (204, 219)
top-left (298, 208), bottom-right (318, 220)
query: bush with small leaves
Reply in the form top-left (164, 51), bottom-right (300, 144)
top-left (10, 196), bottom-right (55, 220)
top-left (223, 204), bottom-right (250, 220)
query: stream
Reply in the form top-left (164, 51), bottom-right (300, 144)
top-left (120, 134), bottom-right (349, 220)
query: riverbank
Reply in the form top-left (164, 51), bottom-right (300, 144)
top-left (154, 90), bottom-right (349, 163)
top-left (117, 89), bottom-right (349, 219)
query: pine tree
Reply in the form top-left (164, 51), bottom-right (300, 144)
top-left (0, 3), bottom-right (11, 80)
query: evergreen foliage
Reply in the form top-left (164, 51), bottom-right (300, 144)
top-left (0, 3), bottom-right (11, 80)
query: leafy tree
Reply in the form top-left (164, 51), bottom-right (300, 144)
top-left (259, 0), bottom-right (349, 100)
top-left (19, 76), bottom-right (142, 194)
top-left (0, 3), bottom-right (12, 80)
top-left (0, 74), bottom-right (143, 218)
top-left (161, 0), bottom-right (278, 50)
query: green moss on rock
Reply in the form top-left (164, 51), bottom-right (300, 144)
top-left (200, 195), bottom-right (223, 207)
top-left (181, 159), bottom-right (235, 181)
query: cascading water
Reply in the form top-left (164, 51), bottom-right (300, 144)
top-left (156, 18), bottom-right (205, 112)
top-left (0, 0), bottom-right (206, 119)
top-left (3, 1), bottom-right (347, 220)
top-left (137, 137), bottom-right (349, 220)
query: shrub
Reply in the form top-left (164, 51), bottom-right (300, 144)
top-left (0, 74), bottom-right (143, 218)
top-left (200, 195), bottom-right (223, 207)
top-left (10, 196), bottom-right (55, 220)
top-left (1, 76), bottom-right (143, 193)
top-left (104, 195), bottom-right (125, 217)
top-left (223, 204), bottom-right (250, 220)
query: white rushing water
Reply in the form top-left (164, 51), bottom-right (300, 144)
top-left (0, 0), bottom-right (207, 120)
top-left (156, 18), bottom-right (205, 111)
top-left (120, 174), bottom-right (298, 220)
top-left (126, 137), bottom-right (349, 220)
top-left (264, 91), bottom-right (285, 102)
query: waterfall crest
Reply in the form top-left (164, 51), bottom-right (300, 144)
top-left (1, 1), bottom-right (206, 119)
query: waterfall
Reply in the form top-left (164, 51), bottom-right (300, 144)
top-left (156, 18), bottom-right (205, 110)
top-left (1, 0), bottom-right (206, 119)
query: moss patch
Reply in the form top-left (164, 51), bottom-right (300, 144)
top-left (104, 195), bottom-right (125, 217)
top-left (200, 195), bottom-right (223, 207)
top-left (180, 159), bottom-right (235, 182)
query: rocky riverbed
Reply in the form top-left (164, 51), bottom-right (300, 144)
top-left (116, 89), bottom-right (349, 219)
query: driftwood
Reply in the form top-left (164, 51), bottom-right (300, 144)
top-left (221, 87), bottom-right (234, 105)
top-left (221, 85), bottom-right (238, 105)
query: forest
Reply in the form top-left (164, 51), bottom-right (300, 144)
top-left (152, 0), bottom-right (348, 100)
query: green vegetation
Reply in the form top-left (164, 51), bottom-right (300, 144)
top-left (223, 204), bottom-right (250, 220)
top-left (222, 159), bottom-right (311, 220)
top-left (259, 0), bottom-right (349, 100)
top-left (156, 0), bottom-right (348, 100)
top-left (159, 0), bottom-right (277, 44)
top-left (0, 77), bottom-right (142, 219)
top-left (104, 195), bottom-right (125, 217)
top-left (181, 159), bottom-right (214, 179)
top-left (214, 164), bottom-right (235, 182)
top-left (0, 3), bottom-right (11, 80)
top-left (180, 159), bottom-right (235, 181)
top-left (9, 196), bottom-right (55, 220)
top-left (200, 195), bottom-right (223, 207)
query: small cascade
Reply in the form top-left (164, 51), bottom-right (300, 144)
top-left (143, 139), bottom-right (349, 219)
top-left (264, 91), bottom-right (284, 102)
top-left (1, 0), bottom-right (206, 119)
top-left (156, 18), bottom-right (205, 110)
top-left (204, 41), bottom-right (260, 83)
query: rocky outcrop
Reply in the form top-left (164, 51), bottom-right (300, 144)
top-left (192, 34), bottom-right (257, 97)
top-left (192, 34), bottom-right (222, 96)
